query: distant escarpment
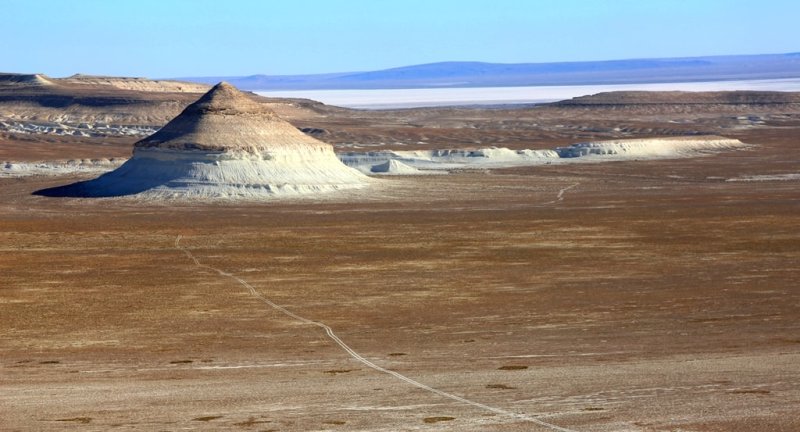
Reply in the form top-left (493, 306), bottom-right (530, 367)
top-left (61, 74), bottom-right (211, 93)
top-left (0, 73), bottom-right (343, 138)
top-left (553, 91), bottom-right (800, 106)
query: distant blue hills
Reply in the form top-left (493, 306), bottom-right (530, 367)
top-left (176, 52), bottom-right (800, 91)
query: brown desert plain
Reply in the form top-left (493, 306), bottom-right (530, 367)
top-left (1, 78), bottom-right (799, 431)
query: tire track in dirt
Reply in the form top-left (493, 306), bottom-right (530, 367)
top-left (542, 182), bottom-right (580, 205)
top-left (175, 235), bottom-right (576, 431)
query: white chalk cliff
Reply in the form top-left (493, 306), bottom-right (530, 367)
top-left (38, 82), bottom-right (370, 198)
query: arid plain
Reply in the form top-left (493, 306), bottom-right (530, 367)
top-left (1, 79), bottom-right (799, 431)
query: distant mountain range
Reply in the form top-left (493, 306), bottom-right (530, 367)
top-left (176, 53), bottom-right (800, 91)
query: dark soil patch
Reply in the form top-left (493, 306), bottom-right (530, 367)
top-left (324, 369), bottom-right (354, 375)
top-left (498, 365), bottom-right (528, 370)
top-left (193, 415), bottom-right (223, 421)
top-left (233, 417), bottom-right (271, 427)
top-left (729, 389), bottom-right (771, 395)
top-left (423, 416), bottom-right (455, 424)
top-left (56, 417), bottom-right (91, 424)
top-left (486, 383), bottom-right (516, 389)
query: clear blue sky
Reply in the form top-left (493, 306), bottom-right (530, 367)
top-left (3, 0), bottom-right (799, 78)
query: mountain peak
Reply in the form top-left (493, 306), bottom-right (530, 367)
top-left (133, 81), bottom-right (321, 152)
top-left (185, 81), bottom-right (263, 113)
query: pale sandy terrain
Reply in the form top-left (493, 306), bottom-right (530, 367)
top-left (1, 82), bottom-right (799, 431)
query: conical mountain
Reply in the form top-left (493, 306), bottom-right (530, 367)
top-left (135, 82), bottom-right (321, 153)
top-left (36, 82), bottom-right (370, 199)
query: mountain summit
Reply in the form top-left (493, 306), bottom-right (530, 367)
top-left (136, 82), bottom-right (316, 153)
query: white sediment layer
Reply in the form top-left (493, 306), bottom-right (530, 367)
top-left (341, 137), bottom-right (747, 173)
top-left (62, 147), bottom-right (370, 198)
top-left (11, 137), bottom-right (748, 182)
top-left (0, 119), bottom-right (157, 137)
top-left (398, 147), bottom-right (561, 166)
top-left (726, 173), bottom-right (800, 182)
top-left (555, 137), bottom-right (745, 158)
top-left (369, 159), bottom-right (446, 175)
top-left (1, 159), bottom-right (123, 178)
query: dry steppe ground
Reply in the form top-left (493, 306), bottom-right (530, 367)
top-left (1, 87), bottom-right (799, 431)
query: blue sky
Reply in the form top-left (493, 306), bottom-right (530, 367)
top-left (3, 0), bottom-right (799, 78)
